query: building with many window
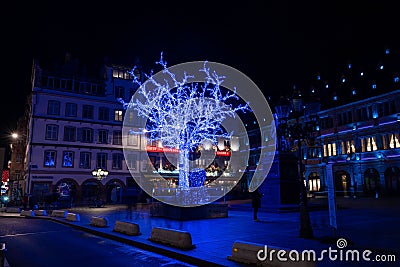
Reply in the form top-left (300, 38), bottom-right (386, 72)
top-left (304, 90), bottom-right (400, 197)
top-left (9, 54), bottom-right (148, 206)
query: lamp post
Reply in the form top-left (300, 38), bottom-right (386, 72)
top-left (91, 168), bottom-right (108, 207)
top-left (276, 94), bottom-right (317, 239)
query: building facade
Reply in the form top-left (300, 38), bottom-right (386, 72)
top-left (304, 90), bottom-right (400, 197)
top-left (15, 56), bottom-right (147, 206)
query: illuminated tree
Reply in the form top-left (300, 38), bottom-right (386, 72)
top-left (119, 53), bottom-right (249, 188)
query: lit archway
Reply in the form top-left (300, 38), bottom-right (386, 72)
top-left (334, 170), bottom-right (350, 196)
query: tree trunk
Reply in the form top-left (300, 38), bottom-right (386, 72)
top-left (178, 148), bottom-right (190, 188)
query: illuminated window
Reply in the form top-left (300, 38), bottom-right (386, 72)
top-left (114, 110), bottom-right (123, 121)
top-left (62, 151), bottom-right (74, 167)
top-left (364, 137), bottom-right (377, 151)
top-left (366, 138), bottom-right (371, 151)
top-left (389, 133), bottom-right (400, 148)
top-left (44, 150), bottom-right (56, 167)
top-left (308, 173), bottom-right (320, 192)
top-left (332, 143), bottom-right (337, 156)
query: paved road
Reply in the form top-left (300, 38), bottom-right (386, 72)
top-left (0, 217), bottom-right (196, 267)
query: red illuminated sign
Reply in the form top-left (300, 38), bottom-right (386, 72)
top-left (146, 146), bottom-right (231, 156)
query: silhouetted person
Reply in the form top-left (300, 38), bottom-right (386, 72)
top-left (251, 189), bottom-right (262, 222)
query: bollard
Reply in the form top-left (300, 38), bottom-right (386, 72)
top-left (0, 243), bottom-right (6, 267)
top-left (148, 227), bottom-right (195, 250)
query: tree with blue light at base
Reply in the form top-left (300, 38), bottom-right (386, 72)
top-left (119, 53), bottom-right (249, 191)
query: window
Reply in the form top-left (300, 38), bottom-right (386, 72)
top-left (65, 103), bottom-right (77, 117)
top-left (98, 107), bottom-right (109, 121)
top-left (45, 124), bottom-right (59, 140)
top-left (308, 174), bottom-right (320, 192)
top-left (78, 128), bottom-right (93, 143)
top-left (114, 110), bottom-right (123, 121)
top-left (79, 152), bottom-right (91, 169)
top-left (44, 150), bottom-right (56, 167)
top-left (62, 151), bottom-right (74, 167)
top-left (115, 86), bottom-right (125, 99)
top-left (389, 133), bottom-right (400, 149)
top-left (47, 100), bottom-right (60, 115)
top-left (126, 154), bottom-right (137, 170)
top-left (362, 137), bottom-right (378, 152)
top-left (127, 132), bottom-right (138, 146)
top-left (82, 105), bottom-right (94, 119)
top-left (113, 130), bottom-right (122, 145)
top-left (96, 153), bottom-right (108, 169)
top-left (98, 130), bottom-right (108, 144)
top-left (112, 153), bottom-right (123, 170)
top-left (63, 126), bottom-right (76, 142)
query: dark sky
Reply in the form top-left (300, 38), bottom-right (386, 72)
top-left (1, 0), bottom-right (399, 144)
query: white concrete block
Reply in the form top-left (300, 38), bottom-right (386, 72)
top-left (113, 221), bottom-right (141, 236)
top-left (90, 216), bottom-right (109, 227)
top-left (20, 210), bottom-right (35, 217)
top-left (51, 210), bottom-right (68, 218)
top-left (65, 213), bottom-right (80, 222)
top-left (148, 227), bottom-right (194, 250)
top-left (34, 210), bottom-right (47, 216)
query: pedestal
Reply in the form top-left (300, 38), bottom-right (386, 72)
top-left (259, 152), bottom-right (300, 212)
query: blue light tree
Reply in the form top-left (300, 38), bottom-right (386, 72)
top-left (119, 53), bottom-right (249, 189)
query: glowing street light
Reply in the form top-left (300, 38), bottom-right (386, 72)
top-left (91, 168), bottom-right (109, 181)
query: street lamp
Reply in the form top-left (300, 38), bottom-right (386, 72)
top-left (91, 168), bottom-right (108, 208)
top-left (92, 168), bottom-right (109, 180)
top-left (275, 94), bottom-right (318, 239)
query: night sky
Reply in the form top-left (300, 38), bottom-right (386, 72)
top-left (1, 0), bottom-right (399, 145)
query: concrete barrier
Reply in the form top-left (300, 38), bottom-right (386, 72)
top-left (51, 210), bottom-right (68, 218)
top-left (65, 213), bottom-right (80, 222)
top-left (148, 227), bottom-right (195, 250)
top-left (113, 220), bottom-right (141, 236)
top-left (228, 241), bottom-right (317, 267)
top-left (90, 216), bottom-right (109, 227)
top-left (34, 210), bottom-right (47, 216)
top-left (5, 207), bottom-right (21, 213)
top-left (20, 210), bottom-right (35, 217)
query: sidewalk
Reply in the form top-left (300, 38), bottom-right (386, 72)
top-left (1, 197), bottom-right (400, 267)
